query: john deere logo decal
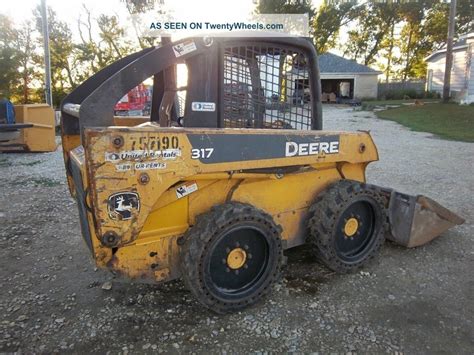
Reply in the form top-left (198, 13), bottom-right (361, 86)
top-left (108, 192), bottom-right (140, 220)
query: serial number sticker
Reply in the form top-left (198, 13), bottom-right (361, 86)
top-left (191, 102), bottom-right (216, 112)
top-left (131, 136), bottom-right (179, 151)
top-left (176, 182), bottom-right (198, 199)
top-left (172, 40), bottom-right (197, 57)
top-left (106, 149), bottom-right (181, 162)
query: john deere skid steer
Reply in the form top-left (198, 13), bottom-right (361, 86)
top-left (61, 36), bottom-right (464, 313)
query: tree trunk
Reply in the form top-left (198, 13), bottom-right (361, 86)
top-left (22, 70), bottom-right (29, 104)
top-left (385, 22), bottom-right (395, 84)
top-left (403, 27), bottom-right (413, 83)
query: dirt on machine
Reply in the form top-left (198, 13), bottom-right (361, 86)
top-left (60, 35), bottom-right (464, 313)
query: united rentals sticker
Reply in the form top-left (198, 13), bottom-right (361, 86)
top-left (191, 102), bottom-right (216, 112)
top-left (108, 192), bottom-right (140, 220)
top-left (105, 149), bottom-right (181, 162)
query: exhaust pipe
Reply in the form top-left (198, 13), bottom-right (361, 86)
top-left (387, 191), bottom-right (465, 248)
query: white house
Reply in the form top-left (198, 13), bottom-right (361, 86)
top-left (425, 32), bottom-right (474, 104)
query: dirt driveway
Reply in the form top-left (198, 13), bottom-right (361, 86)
top-left (1, 106), bottom-right (473, 353)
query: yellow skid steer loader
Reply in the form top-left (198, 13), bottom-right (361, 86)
top-left (61, 36), bottom-right (464, 313)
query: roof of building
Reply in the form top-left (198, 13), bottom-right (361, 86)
top-left (425, 32), bottom-right (474, 61)
top-left (318, 52), bottom-right (381, 74)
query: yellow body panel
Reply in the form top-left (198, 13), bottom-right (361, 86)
top-left (68, 127), bottom-right (379, 283)
top-left (0, 104), bottom-right (57, 152)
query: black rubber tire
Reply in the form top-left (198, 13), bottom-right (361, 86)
top-left (179, 202), bottom-right (284, 314)
top-left (307, 180), bottom-right (388, 274)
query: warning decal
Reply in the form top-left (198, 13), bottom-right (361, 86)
top-left (176, 182), bottom-right (198, 199)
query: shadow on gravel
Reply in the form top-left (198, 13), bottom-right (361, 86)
top-left (284, 246), bottom-right (336, 295)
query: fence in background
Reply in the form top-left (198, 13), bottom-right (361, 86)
top-left (378, 80), bottom-right (426, 99)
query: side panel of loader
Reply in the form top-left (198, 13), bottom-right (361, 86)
top-left (69, 127), bottom-right (379, 282)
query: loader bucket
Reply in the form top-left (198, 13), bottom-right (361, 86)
top-left (387, 191), bottom-right (465, 248)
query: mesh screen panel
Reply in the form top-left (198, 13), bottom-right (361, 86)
top-left (223, 45), bottom-right (312, 130)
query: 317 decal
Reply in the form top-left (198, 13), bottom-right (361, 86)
top-left (191, 148), bottom-right (214, 159)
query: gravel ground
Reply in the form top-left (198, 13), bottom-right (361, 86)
top-left (1, 106), bottom-right (473, 353)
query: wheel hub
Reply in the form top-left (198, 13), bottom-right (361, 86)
top-left (344, 217), bottom-right (359, 237)
top-left (227, 247), bottom-right (247, 269)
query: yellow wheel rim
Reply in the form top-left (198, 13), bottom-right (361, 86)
top-left (344, 217), bottom-right (359, 237)
top-left (227, 247), bottom-right (247, 269)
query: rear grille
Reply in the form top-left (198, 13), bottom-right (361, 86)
top-left (223, 44), bottom-right (312, 130)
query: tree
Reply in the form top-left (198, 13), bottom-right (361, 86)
top-left (97, 14), bottom-right (133, 58)
top-left (123, 0), bottom-right (162, 48)
top-left (379, 19), bottom-right (398, 83)
top-left (257, 0), bottom-right (314, 15)
top-left (313, 2), bottom-right (360, 54)
top-left (76, 5), bottom-right (134, 82)
top-left (397, 1), bottom-right (431, 81)
top-left (343, 4), bottom-right (400, 67)
top-left (394, 0), bottom-right (473, 81)
top-left (15, 21), bottom-right (40, 103)
top-left (0, 15), bottom-right (20, 99)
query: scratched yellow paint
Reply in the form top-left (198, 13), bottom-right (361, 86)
top-left (66, 127), bottom-right (378, 282)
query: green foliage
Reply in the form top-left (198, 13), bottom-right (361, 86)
top-left (75, 6), bottom-right (134, 83)
top-left (342, 0), bottom-right (473, 81)
top-left (313, 2), bottom-right (359, 54)
top-left (344, 4), bottom-right (399, 66)
top-left (0, 15), bottom-right (21, 100)
top-left (257, 0), bottom-right (314, 15)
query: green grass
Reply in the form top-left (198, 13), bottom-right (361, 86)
top-left (375, 103), bottom-right (474, 142)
